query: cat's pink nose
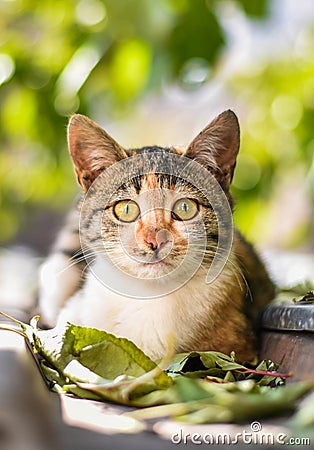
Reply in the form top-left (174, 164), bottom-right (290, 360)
top-left (145, 228), bottom-right (169, 253)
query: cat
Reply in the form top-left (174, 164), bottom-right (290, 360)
top-left (38, 110), bottom-right (275, 362)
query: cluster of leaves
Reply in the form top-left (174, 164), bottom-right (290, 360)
top-left (1, 311), bottom-right (313, 426)
top-left (279, 282), bottom-right (314, 304)
top-left (288, 283), bottom-right (314, 304)
top-left (293, 291), bottom-right (314, 304)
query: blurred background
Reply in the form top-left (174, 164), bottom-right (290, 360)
top-left (0, 0), bottom-right (313, 257)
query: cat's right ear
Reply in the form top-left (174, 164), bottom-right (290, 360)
top-left (67, 114), bottom-right (127, 192)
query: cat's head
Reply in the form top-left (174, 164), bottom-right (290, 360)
top-left (68, 111), bottom-right (239, 281)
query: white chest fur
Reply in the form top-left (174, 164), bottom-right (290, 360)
top-left (56, 256), bottom-right (237, 360)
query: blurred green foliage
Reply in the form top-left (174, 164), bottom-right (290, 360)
top-left (230, 47), bottom-right (314, 247)
top-left (0, 0), bottom-right (313, 251)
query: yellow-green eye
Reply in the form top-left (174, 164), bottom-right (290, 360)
top-left (172, 198), bottom-right (199, 221)
top-left (113, 200), bottom-right (140, 222)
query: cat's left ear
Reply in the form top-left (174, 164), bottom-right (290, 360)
top-left (68, 114), bottom-right (127, 192)
top-left (185, 110), bottom-right (240, 190)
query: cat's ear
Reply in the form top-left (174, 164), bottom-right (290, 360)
top-left (67, 114), bottom-right (127, 192)
top-left (185, 110), bottom-right (240, 190)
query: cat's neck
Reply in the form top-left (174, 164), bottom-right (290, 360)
top-left (87, 250), bottom-right (243, 306)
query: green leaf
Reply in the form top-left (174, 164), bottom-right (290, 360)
top-left (31, 321), bottom-right (172, 389)
top-left (130, 380), bottom-right (313, 424)
top-left (0, 312), bottom-right (172, 405)
top-left (173, 376), bottom-right (214, 403)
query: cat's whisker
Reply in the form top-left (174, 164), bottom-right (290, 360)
top-left (57, 244), bottom-right (106, 274)
top-left (227, 252), bottom-right (252, 301)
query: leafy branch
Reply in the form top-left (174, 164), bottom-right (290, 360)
top-left (0, 310), bottom-right (312, 425)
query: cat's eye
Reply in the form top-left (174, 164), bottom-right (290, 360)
top-left (172, 198), bottom-right (199, 221)
top-left (113, 200), bottom-right (140, 222)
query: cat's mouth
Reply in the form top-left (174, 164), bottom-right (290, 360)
top-left (107, 246), bottom-right (181, 278)
top-left (125, 252), bottom-right (176, 278)
top-left (140, 258), bottom-right (172, 267)
top-left (126, 243), bottom-right (174, 265)
top-left (136, 259), bottom-right (175, 279)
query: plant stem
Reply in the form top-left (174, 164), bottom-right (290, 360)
top-left (0, 324), bottom-right (26, 338)
top-left (239, 368), bottom-right (293, 378)
top-left (0, 310), bottom-right (24, 326)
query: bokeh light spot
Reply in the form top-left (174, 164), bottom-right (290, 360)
top-left (271, 95), bottom-right (303, 130)
top-left (180, 57), bottom-right (210, 88)
top-left (54, 93), bottom-right (80, 116)
top-left (76, 0), bottom-right (107, 27)
top-left (233, 154), bottom-right (261, 190)
top-left (0, 53), bottom-right (15, 86)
